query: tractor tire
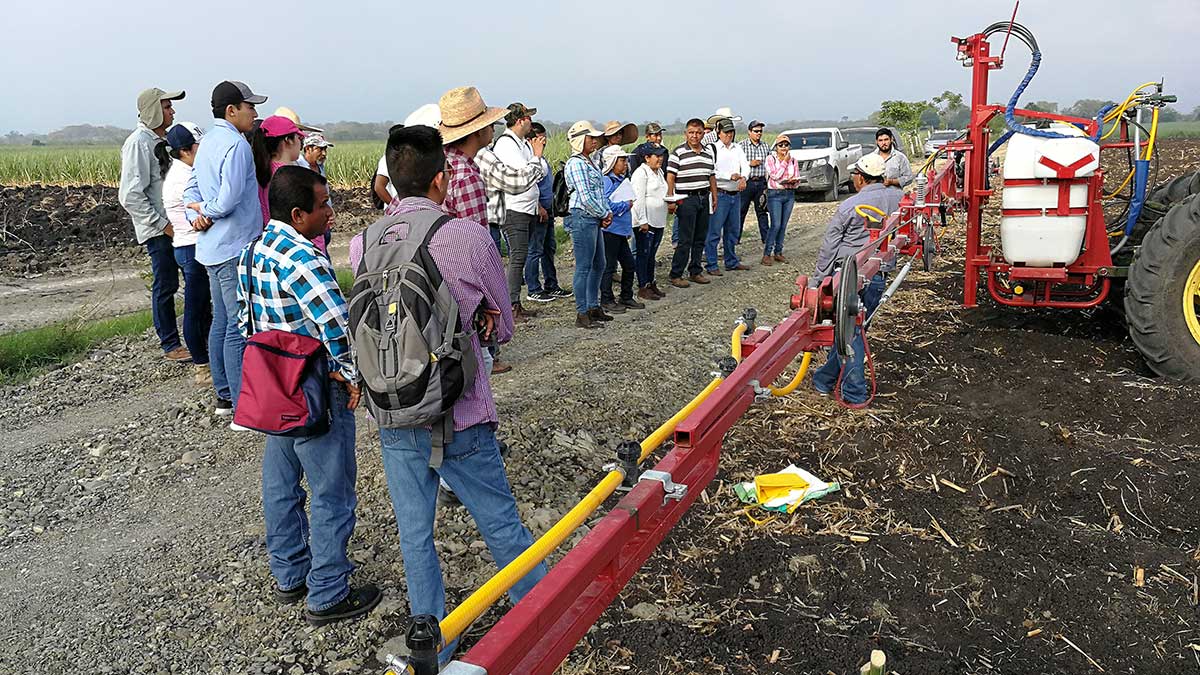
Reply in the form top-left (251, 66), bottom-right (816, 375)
top-left (823, 171), bottom-right (839, 202)
top-left (1125, 193), bottom-right (1200, 381)
top-left (1127, 171), bottom-right (1200, 247)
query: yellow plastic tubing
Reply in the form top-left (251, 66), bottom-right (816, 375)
top-left (767, 352), bottom-right (814, 397)
top-left (437, 325), bottom-right (743, 645)
top-left (731, 322), bottom-right (747, 363)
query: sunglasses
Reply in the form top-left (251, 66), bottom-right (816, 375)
top-left (777, 142), bottom-right (791, 147)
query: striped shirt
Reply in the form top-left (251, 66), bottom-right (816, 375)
top-left (237, 220), bottom-right (356, 380)
top-left (666, 143), bottom-right (715, 193)
top-left (740, 139), bottom-right (770, 179)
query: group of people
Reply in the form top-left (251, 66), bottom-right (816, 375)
top-left (116, 80), bottom-right (912, 663)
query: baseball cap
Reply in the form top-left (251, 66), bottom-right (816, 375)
top-left (505, 102), bottom-right (538, 125)
top-left (211, 80), bottom-right (268, 110)
top-left (260, 115), bottom-right (302, 138)
top-left (166, 125), bottom-right (196, 151)
top-left (716, 118), bottom-right (736, 133)
top-left (851, 154), bottom-right (887, 178)
top-left (302, 133), bottom-right (334, 149)
top-left (645, 122), bottom-right (664, 135)
top-left (748, 120), bottom-right (765, 130)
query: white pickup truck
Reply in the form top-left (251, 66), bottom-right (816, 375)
top-left (780, 127), bottom-right (863, 201)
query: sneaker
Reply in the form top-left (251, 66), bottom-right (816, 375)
top-left (689, 274), bottom-right (711, 285)
top-left (707, 268), bottom-right (724, 277)
top-left (588, 308), bottom-right (614, 322)
top-left (275, 583), bottom-right (307, 606)
top-left (670, 277), bottom-right (690, 289)
top-left (600, 302), bottom-right (626, 314)
top-left (214, 398), bottom-right (234, 416)
top-left (619, 298), bottom-right (645, 310)
top-left (491, 360), bottom-right (513, 375)
top-left (813, 384), bottom-right (832, 397)
top-left (229, 421), bottom-right (253, 432)
top-left (304, 584), bottom-right (383, 627)
top-left (525, 291), bottom-right (555, 303)
top-left (549, 287), bottom-right (573, 298)
top-left (194, 364), bottom-right (213, 386)
top-left (164, 347), bottom-right (193, 363)
top-left (576, 313), bottom-right (603, 329)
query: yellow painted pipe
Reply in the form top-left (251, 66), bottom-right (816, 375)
top-left (1144, 107), bottom-right (1160, 161)
top-left (440, 469), bottom-right (627, 645)
top-left (767, 352), bottom-right (813, 397)
top-left (731, 322), bottom-right (747, 363)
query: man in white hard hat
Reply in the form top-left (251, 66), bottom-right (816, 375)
top-left (811, 153), bottom-right (901, 405)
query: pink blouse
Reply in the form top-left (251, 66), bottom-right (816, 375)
top-left (766, 154), bottom-right (801, 190)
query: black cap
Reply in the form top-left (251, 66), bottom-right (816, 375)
top-left (748, 120), bottom-right (765, 131)
top-left (211, 80), bottom-right (268, 109)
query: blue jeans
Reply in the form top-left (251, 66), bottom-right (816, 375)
top-left (489, 225), bottom-right (504, 256)
top-left (739, 178), bottom-right (769, 244)
top-left (566, 210), bottom-right (605, 314)
top-left (262, 381), bottom-right (358, 611)
top-left (765, 189), bottom-right (794, 256)
top-left (705, 192), bottom-right (742, 272)
top-left (172, 245), bottom-right (211, 366)
top-left (379, 423), bottom-right (547, 663)
top-left (145, 235), bottom-right (181, 353)
top-left (634, 227), bottom-right (664, 288)
top-left (206, 257), bottom-right (245, 404)
top-left (525, 217), bottom-right (561, 293)
top-left (813, 273), bottom-right (886, 403)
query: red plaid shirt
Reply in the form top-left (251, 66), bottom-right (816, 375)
top-left (444, 145), bottom-right (488, 227)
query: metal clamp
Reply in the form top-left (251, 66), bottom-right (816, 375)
top-left (748, 379), bottom-right (773, 402)
top-left (638, 470), bottom-right (688, 504)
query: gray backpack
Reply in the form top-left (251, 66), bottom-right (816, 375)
top-left (348, 208), bottom-right (478, 466)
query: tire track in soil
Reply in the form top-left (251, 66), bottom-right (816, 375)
top-left (0, 201), bottom-right (836, 674)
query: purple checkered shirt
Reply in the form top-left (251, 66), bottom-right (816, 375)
top-left (348, 197), bottom-right (514, 431)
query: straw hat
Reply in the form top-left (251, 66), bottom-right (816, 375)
top-left (273, 106), bottom-right (323, 133)
top-left (714, 106), bottom-right (742, 122)
top-left (438, 86), bottom-right (507, 145)
top-left (602, 120), bottom-right (639, 145)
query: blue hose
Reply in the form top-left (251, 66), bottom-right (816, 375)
top-left (1123, 159), bottom-right (1150, 236)
top-left (1091, 104), bottom-right (1117, 142)
top-left (988, 130), bottom-right (1014, 157)
top-left (1004, 51), bottom-right (1074, 140)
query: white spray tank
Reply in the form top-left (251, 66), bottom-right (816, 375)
top-left (1000, 123), bottom-right (1100, 267)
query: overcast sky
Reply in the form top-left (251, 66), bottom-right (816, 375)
top-left (2, 0), bottom-right (1197, 134)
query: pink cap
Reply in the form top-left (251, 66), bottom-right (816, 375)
top-left (260, 115), bottom-right (303, 138)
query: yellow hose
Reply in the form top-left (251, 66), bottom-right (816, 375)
top-left (855, 204), bottom-right (886, 223)
top-left (1144, 107), bottom-right (1159, 161)
top-left (639, 377), bottom-right (723, 463)
top-left (731, 322), bottom-right (747, 363)
top-left (1106, 167), bottom-right (1136, 200)
top-left (767, 352), bottom-right (813, 396)
top-left (440, 469), bottom-right (627, 645)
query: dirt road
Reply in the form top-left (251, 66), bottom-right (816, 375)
top-left (0, 203), bottom-right (832, 674)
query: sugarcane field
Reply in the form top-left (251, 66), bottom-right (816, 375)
top-left (2, 3), bottom-right (1200, 674)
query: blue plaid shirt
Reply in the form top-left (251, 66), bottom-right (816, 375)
top-left (564, 153), bottom-right (611, 220)
top-left (237, 220), bottom-right (357, 380)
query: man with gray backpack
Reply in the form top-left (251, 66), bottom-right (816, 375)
top-left (347, 125), bottom-right (546, 665)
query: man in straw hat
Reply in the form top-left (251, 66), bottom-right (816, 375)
top-left (563, 120), bottom-right (613, 329)
top-left (811, 154), bottom-right (900, 405)
top-left (119, 86), bottom-right (190, 363)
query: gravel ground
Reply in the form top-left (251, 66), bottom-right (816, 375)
top-left (0, 199), bottom-right (836, 674)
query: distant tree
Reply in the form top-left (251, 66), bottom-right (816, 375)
top-left (1157, 106), bottom-right (1182, 123)
top-left (932, 90), bottom-right (969, 129)
top-left (1192, 106), bottom-right (1200, 121)
top-left (839, 115), bottom-right (849, 123)
top-left (31, 139), bottom-right (45, 146)
top-left (878, 100), bottom-right (933, 152)
top-left (919, 107), bottom-right (941, 129)
top-left (1025, 100), bottom-right (1058, 113)
top-left (1064, 99), bottom-right (1117, 118)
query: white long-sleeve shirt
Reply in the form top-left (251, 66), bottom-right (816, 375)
top-left (490, 130), bottom-right (540, 215)
top-left (711, 140), bottom-right (751, 192)
top-left (162, 159), bottom-right (200, 248)
top-left (631, 164), bottom-right (668, 229)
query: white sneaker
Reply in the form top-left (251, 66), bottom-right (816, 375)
top-left (229, 421), bottom-right (253, 432)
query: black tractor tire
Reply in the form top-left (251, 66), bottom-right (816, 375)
top-left (1127, 171), bottom-right (1200, 247)
top-left (823, 171), bottom-right (839, 202)
top-left (1125, 193), bottom-right (1200, 381)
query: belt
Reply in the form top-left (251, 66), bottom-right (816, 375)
top-left (748, 176), bottom-right (767, 181)
top-left (718, 189), bottom-right (740, 196)
top-left (678, 188), bottom-right (710, 196)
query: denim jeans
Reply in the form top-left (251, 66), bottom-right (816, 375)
top-left (601, 231), bottom-right (635, 304)
top-left (500, 211), bottom-right (534, 305)
top-left (172, 245), bottom-right (211, 366)
top-left (669, 194), bottom-right (708, 279)
top-left (489, 225), bottom-right (504, 255)
top-left (525, 216), bottom-right (561, 294)
top-left (634, 227), bottom-right (664, 288)
top-left (145, 235), bottom-right (181, 353)
top-left (705, 191), bottom-right (742, 272)
top-left (813, 273), bottom-right (886, 403)
top-left (378, 423), bottom-right (547, 663)
top-left (262, 381), bottom-right (358, 611)
top-left (765, 189), bottom-right (795, 257)
top-left (206, 257), bottom-right (245, 404)
top-left (739, 178), bottom-right (769, 244)
top-left (566, 210), bottom-right (605, 314)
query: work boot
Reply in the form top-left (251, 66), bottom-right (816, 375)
top-left (576, 313), bottom-right (603, 329)
top-left (650, 282), bottom-right (667, 298)
top-left (774, 254), bottom-right (787, 263)
top-left (669, 277), bottom-right (690, 289)
top-left (729, 264), bottom-right (751, 271)
top-left (274, 582), bottom-right (307, 606)
top-left (304, 584), bottom-right (383, 627)
top-left (194, 364), bottom-right (213, 386)
top-left (513, 303), bottom-right (538, 320)
top-left (619, 298), bottom-right (645, 310)
top-left (491, 360), bottom-right (512, 375)
top-left (637, 287), bottom-right (658, 301)
top-left (761, 256), bottom-right (774, 266)
top-left (707, 268), bottom-right (724, 277)
top-left (600, 301), bottom-right (626, 314)
top-left (164, 346), bottom-right (192, 363)
top-left (588, 307), bottom-right (614, 321)
top-left (689, 274), bottom-right (711, 285)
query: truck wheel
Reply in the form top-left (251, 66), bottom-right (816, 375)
top-left (823, 171), bottom-right (839, 202)
top-left (1125, 194), bottom-right (1200, 381)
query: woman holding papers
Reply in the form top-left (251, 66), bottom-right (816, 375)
top-left (599, 146), bottom-right (643, 312)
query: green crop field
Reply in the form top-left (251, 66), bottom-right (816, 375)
top-left (0, 133), bottom-right (688, 189)
top-left (1157, 121), bottom-right (1200, 138)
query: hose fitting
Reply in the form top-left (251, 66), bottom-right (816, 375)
top-left (615, 441), bottom-right (641, 488)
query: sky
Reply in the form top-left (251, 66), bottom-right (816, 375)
top-left (2, 0), bottom-right (1198, 134)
